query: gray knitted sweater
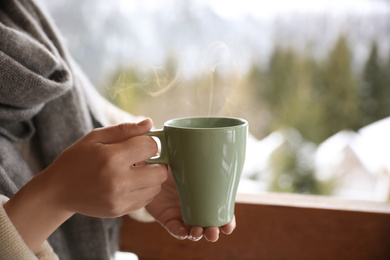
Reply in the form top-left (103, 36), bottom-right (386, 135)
top-left (0, 0), bottom-right (120, 259)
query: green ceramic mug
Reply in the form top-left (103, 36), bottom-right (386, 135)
top-left (145, 117), bottom-right (248, 227)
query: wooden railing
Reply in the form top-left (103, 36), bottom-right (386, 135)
top-left (119, 193), bottom-right (390, 260)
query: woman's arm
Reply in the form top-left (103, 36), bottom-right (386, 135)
top-left (3, 173), bottom-right (73, 252)
top-left (0, 195), bottom-right (58, 259)
top-left (3, 119), bottom-right (167, 252)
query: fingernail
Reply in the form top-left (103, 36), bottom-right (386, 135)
top-left (174, 227), bottom-right (188, 240)
top-left (188, 235), bottom-right (202, 242)
top-left (176, 234), bottom-right (187, 240)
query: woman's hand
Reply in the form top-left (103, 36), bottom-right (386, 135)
top-left (145, 168), bottom-right (236, 242)
top-left (4, 118), bottom-right (168, 251)
top-left (44, 118), bottom-right (167, 218)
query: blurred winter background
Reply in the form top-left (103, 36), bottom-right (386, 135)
top-left (38, 0), bottom-right (390, 202)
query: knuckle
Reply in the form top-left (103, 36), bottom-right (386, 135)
top-left (84, 128), bottom-right (100, 140)
top-left (145, 136), bottom-right (158, 154)
top-left (104, 195), bottom-right (124, 216)
top-left (116, 123), bottom-right (134, 136)
top-left (155, 165), bottom-right (168, 183)
top-left (105, 177), bottom-right (119, 194)
top-left (98, 170), bottom-right (123, 198)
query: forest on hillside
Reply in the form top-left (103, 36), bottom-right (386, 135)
top-left (104, 35), bottom-right (390, 195)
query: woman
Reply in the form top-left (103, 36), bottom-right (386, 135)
top-left (0, 0), bottom-right (235, 259)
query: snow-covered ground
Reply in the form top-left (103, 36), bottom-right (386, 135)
top-left (239, 117), bottom-right (390, 202)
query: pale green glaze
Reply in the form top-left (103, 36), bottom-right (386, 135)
top-left (145, 117), bottom-right (248, 227)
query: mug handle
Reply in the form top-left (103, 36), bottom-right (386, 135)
top-left (143, 130), bottom-right (170, 164)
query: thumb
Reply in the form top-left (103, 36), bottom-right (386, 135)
top-left (86, 118), bottom-right (154, 144)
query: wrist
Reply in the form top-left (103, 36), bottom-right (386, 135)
top-left (4, 170), bottom-right (74, 251)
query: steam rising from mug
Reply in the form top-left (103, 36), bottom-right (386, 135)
top-left (108, 41), bottom-right (239, 118)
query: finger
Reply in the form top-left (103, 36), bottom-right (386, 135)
top-left (128, 164), bottom-right (168, 190)
top-left (86, 118), bottom-right (153, 144)
top-left (204, 227), bottom-right (220, 242)
top-left (220, 215), bottom-right (236, 235)
top-left (163, 219), bottom-right (189, 240)
top-left (188, 227), bottom-right (203, 241)
top-left (116, 135), bottom-right (158, 165)
top-left (133, 161), bottom-right (149, 167)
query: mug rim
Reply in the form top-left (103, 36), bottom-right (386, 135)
top-left (164, 116), bottom-right (248, 130)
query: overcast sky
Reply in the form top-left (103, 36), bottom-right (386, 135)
top-left (118, 0), bottom-right (390, 19)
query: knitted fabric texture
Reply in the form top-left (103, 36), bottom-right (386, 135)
top-left (0, 0), bottom-right (120, 259)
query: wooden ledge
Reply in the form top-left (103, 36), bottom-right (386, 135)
top-left (236, 192), bottom-right (390, 214)
top-left (119, 193), bottom-right (390, 260)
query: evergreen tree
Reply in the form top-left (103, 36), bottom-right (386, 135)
top-left (262, 46), bottom-right (324, 143)
top-left (361, 41), bottom-right (390, 124)
top-left (264, 46), bottom-right (297, 112)
top-left (263, 47), bottom-right (331, 194)
top-left (381, 52), bottom-right (390, 118)
top-left (317, 35), bottom-right (361, 136)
